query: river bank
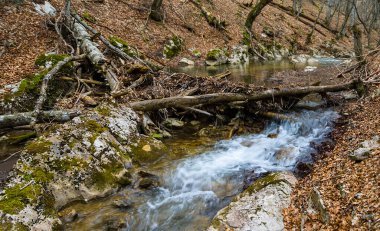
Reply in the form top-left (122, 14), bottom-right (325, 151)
top-left (283, 85), bottom-right (380, 230)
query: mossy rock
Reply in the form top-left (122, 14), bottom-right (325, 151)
top-left (16, 70), bottom-right (48, 96)
top-left (0, 183), bottom-right (42, 214)
top-left (163, 36), bottom-right (183, 59)
top-left (109, 36), bottom-right (140, 58)
top-left (245, 172), bottom-right (286, 195)
top-left (25, 138), bottom-right (52, 154)
top-left (89, 160), bottom-right (125, 190)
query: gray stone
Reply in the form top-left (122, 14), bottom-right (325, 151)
top-left (179, 58), bottom-right (195, 66)
top-left (208, 172), bottom-right (297, 231)
top-left (310, 187), bottom-right (330, 224)
top-left (112, 197), bottom-right (133, 209)
top-left (163, 118), bottom-right (185, 128)
top-left (228, 45), bottom-right (249, 64)
top-left (349, 136), bottom-right (379, 161)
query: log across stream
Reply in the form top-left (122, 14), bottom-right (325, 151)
top-left (64, 109), bottom-right (338, 230)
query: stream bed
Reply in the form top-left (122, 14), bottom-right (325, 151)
top-left (65, 109), bottom-right (338, 231)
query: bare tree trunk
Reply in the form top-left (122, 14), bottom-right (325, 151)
top-left (150, 0), bottom-right (164, 21)
top-left (353, 24), bottom-right (364, 61)
top-left (245, 0), bottom-right (273, 32)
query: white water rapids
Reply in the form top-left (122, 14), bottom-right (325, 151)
top-left (127, 110), bottom-right (338, 231)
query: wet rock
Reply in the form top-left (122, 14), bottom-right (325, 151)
top-left (206, 49), bottom-right (228, 66)
top-left (310, 187), bottom-right (330, 224)
top-left (138, 171), bottom-right (158, 178)
top-left (294, 162), bottom-right (313, 177)
top-left (290, 54), bottom-right (310, 64)
top-left (240, 140), bottom-right (254, 147)
top-left (112, 197), bottom-right (133, 209)
top-left (58, 209), bottom-right (78, 223)
top-left (138, 178), bottom-right (158, 189)
top-left (163, 118), bottom-right (185, 128)
top-left (104, 216), bottom-right (127, 231)
top-left (267, 133), bottom-right (278, 138)
top-left (208, 172), bottom-right (297, 231)
top-left (349, 136), bottom-right (379, 161)
top-left (307, 57), bottom-right (319, 65)
top-left (274, 147), bottom-right (295, 160)
top-left (304, 66), bottom-right (317, 72)
top-left (179, 58), bottom-right (195, 66)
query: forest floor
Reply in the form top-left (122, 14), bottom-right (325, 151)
top-left (284, 85), bottom-right (380, 230)
top-left (0, 0), bottom-right (352, 86)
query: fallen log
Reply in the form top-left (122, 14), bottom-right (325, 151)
top-left (64, 1), bottom-right (120, 92)
top-left (130, 80), bottom-right (358, 111)
top-left (0, 110), bottom-right (81, 129)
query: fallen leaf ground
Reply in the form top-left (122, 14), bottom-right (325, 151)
top-left (284, 86), bottom-right (380, 230)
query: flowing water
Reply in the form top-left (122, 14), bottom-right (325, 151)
top-left (124, 110), bottom-right (338, 231)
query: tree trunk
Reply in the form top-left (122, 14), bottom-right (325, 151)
top-left (353, 25), bottom-right (363, 62)
top-left (245, 0), bottom-right (273, 32)
top-left (150, 0), bottom-right (164, 21)
top-left (130, 81), bottom-right (358, 111)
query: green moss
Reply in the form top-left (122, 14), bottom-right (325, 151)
top-left (109, 36), bottom-right (139, 57)
top-left (14, 223), bottom-right (29, 231)
top-left (41, 192), bottom-right (56, 216)
top-left (82, 11), bottom-right (96, 23)
top-left (202, 11), bottom-right (226, 30)
top-left (90, 161), bottom-right (124, 190)
top-left (0, 183), bottom-right (42, 214)
top-left (96, 106), bottom-right (111, 117)
top-left (0, 222), bottom-right (13, 231)
top-left (206, 48), bottom-right (225, 61)
top-left (83, 119), bottom-right (108, 133)
top-left (211, 218), bottom-right (221, 229)
top-left (25, 139), bottom-right (52, 154)
top-left (7, 131), bottom-right (36, 145)
top-left (245, 173), bottom-right (283, 195)
top-left (163, 36), bottom-right (183, 59)
top-left (16, 69), bottom-right (48, 96)
top-left (32, 167), bottom-right (54, 183)
top-left (52, 157), bottom-right (88, 172)
top-left (35, 54), bottom-right (69, 67)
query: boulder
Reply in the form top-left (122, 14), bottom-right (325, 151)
top-left (274, 147), bottom-right (295, 160)
top-left (163, 118), bottom-right (185, 128)
top-left (206, 49), bottom-right (228, 66)
top-left (179, 58), bottom-right (195, 66)
top-left (228, 45), bottom-right (249, 64)
top-left (349, 136), bottom-right (379, 161)
top-left (208, 172), bottom-right (297, 231)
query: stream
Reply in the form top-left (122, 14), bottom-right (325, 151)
top-left (127, 110), bottom-right (338, 231)
top-left (65, 109), bottom-right (338, 231)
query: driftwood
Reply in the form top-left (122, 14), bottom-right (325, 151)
top-left (0, 110), bottom-right (81, 129)
top-left (130, 80), bottom-right (358, 111)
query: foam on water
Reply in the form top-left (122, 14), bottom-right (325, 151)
top-left (127, 110), bottom-right (338, 231)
